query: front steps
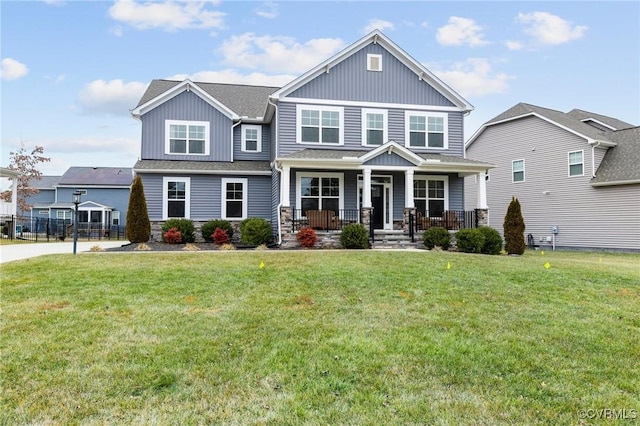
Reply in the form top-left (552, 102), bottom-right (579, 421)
top-left (371, 230), bottom-right (420, 250)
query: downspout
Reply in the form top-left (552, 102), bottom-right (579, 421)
top-left (231, 119), bottom-right (242, 162)
top-left (590, 140), bottom-right (601, 178)
top-left (268, 97), bottom-right (282, 245)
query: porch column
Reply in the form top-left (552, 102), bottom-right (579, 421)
top-left (477, 170), bottom-right (488, 209)
top-left (11, 176), bottom-right (17, 216)
top-left (404, 169), bottom-right (414, 208)
top-left (362, 168), bottom-right (372, 208)
top-left (280, 165), bottom-right (291, 207)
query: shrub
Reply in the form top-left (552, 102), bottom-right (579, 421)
top-left (162, 218), bottom-right (195, 243)
top-left (455, 228), bottom-right (485, 253)
top-left (239, 217), bottom-right (272, 246)
top-left (201, 219), bottom-right (233, 242)
top-left (503, 197), bottom-right (526, 255)
top-left (340, 223), bottom-right (369, 249)
top-left (296, 227), bottom-right (318, 248)
top-left (125, 175), bottom-right (151, 243)
top-left (163, 227), bottom-right (182, 244)
top-left (213, 228), bottom-right (230, 245)
top-left (478, 226), bottom-right (503, 255)
top-left (423, 226), bottom-right (451, 250)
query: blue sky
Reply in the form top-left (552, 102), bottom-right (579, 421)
top-left (1, 0), bottom-right (638, 177)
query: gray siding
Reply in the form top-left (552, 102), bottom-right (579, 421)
top-left (364, 152), bottom-right (414, 167)
top-left (140, 91), bottom-right (232, 162)
top-left (55, 187), bottom-right (130, 226)
top-left (465, 116), bottom-right (640, 250)
top-left (271, 167), bottom-right (280, 235)
top-left (233, 124), bottom-right (271, 161)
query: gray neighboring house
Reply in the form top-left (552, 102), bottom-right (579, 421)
top-left (465, 102), bottom-right (639, 251)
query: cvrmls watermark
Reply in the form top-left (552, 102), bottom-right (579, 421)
top-left (577, 409), bottom-right (637, 420)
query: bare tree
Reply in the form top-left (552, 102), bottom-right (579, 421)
top-left (0, 142), bottom-right (51, 214)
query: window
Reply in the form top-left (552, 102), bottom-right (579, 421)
top-left (568, 150), bottom-right (584, 176)
top-left (414, 176), bottom-right (447, 217)
top-left (221, 178), bottom-right (247, 220)
top-left (512, 159), bottom-right (525, 183)
top-left (362, 109), bottom-right (388, 146)
top-left (405, 111), bottom-right (447, 149)
top-left (57, 210), bottom-right (72, 220)
top-left (367, 54), bottom-right (382, 71)
top-left (241, 125), bottom-right (262, 152)
top-left (165, 120), bottom-right (209, 155)
top-left (297, 173), bottom-right (343, 216)
top-left (296, 105), bottom-right (344, 145)
top-left (112, 211), bottom-right (120, 226)
top-left (163, 177), bottom-right (190, 219)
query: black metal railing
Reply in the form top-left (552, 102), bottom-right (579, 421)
top-left (0, 215), bottom-right (126, 242)
top-left (292, 209), bottom-right (361, 232)
top-left (414, 210), bottom-right (477, 232)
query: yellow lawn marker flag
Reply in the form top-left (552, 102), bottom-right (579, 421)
top-left (544, 262), bottom-right (551, 269)
top-left (446, 262), bottom-right (451, 270)
top-left (541, 250), bottom-right (544, 255)
top-left (259, 260), bottom-right (265, 270)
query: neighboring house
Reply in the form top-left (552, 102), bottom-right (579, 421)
top-left (465, 103), bottom-right (639, 251)
top-left (132, 30), bottom-right (494, 246)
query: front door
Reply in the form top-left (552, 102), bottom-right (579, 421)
top-left (371, 184), bottom-right (384, 229)
top-left (358, 175), bottom-right (393, 230)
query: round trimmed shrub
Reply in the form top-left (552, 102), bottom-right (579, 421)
top-left (340, 223), bottom-right (369, 249)
top-left (239, 217), bottom-right (272, 246)
top-left (213, 228), bottom-right (231, 245)
top-left (423, 226), bottom-right (450, 250)
top-left (455, 228), bottom-right (485, 253)
top-left (296, 227), bottom-right (318, 248)
top-left (163, 227), bottom-right (182, 244)
top-left (161, 218), bottom-right (195, 243)
top-left (478, 226), bottom-right (503, 255)
top-left (201, 219), bottom-right (233, 242)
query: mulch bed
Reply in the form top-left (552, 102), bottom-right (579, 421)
top-left (105, 242), bottom-right (274, 252)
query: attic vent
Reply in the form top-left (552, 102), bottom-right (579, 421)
top-left (367, 54), bottom-right (382, 72)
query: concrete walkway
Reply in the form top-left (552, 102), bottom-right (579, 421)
top-left (0, 240), bottom-right (129, 264)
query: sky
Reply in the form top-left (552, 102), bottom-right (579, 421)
top-left (1, 0), bottom-right (639, 179)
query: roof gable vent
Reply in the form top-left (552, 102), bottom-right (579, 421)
top-left (367, 54), bottom-right (382, 72)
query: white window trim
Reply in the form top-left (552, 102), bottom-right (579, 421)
top-left (361, 108), bottom-right (388, 147)
top-left (163, 177), bottom-right (190, 219)
top-left (367, 53), bottom-right (382, 72)
top-left (568, 150), bottom-right (584, 177)
top-left (165, 120), bottom-right (210, 156)
top-left (221, 178), bottom-right (248, 220)
top-left (112, 211), bottom-right (121, 225)
top-left (413, 175), bottom-right (449, 212)
top-left (512, 159), bottom-right (525, 183)
top-left (295, 172), bottom-right (344, 215)
top-left (296, 104), bottom-right (344, 145)
top-left (404, 111), bottom-right (448, 149)
top-left (241, 124), bottom-right (262, 153)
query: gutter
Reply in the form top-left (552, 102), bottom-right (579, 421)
top-left (231, 119), bottom-right (242, 162)
top-left (268, 97), bottom-right (282, 245)
top-left (590, 140), bottom-right (601, 177)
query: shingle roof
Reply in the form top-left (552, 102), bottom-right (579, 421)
top-left (58, 167), bottom-right (133, 186)
top-left (591, 126), bottom-right (640, 185)
top-left (567, 109), bottom-right (635, 131)
top-left (133, 160), bottom-right (271, 173)
top-left (30, 175), bottom-right (61, 190)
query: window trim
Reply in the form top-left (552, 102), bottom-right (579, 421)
top-left (295, 172), bottom-right (344, 216)
top-left (165, 120), bottom-right (210, 156)
top-left (163, 177), bottom-right (190, 219)
top-left (112, 211), bottom-right (121, 226)
top-left (241, 124), bottom-right (262, 153)
top-left (404, 111), bottom-right (448, 149)
top-left (413, 175), bottom-right (449, 215)
top-left (568, 150), bottom-right (584, 177)
top-left (512, 159), bottom-right (525, 183)
top-left (361, 108), bottom-right (388, 147)
top-left (221, 178), bottom-right (248, 220)
top-left (296, 105), bottom-right (344, 145)
top-left (367, 54), bottom-right (382, 72)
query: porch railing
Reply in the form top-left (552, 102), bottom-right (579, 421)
top-left (414, 210), bottom-right (477, 232)
top-left (292, 209), bottom-right (360, 232)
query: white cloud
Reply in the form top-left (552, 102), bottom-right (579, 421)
top-left (505, 40), bottom-right (523, 51)
top-left (436, 17), bottom-right (489, 47)
top-left (1, 58), bottom-right (29, 81)
top-left (108, 0), bottom-right (225, 31)
top-left (256, 1), bottom-right (278, 19)
top-left (168, 70), bottom-right (295, 87)
top-left (516, 12), bottom-right (588, 45)
top-left (45, 74), bottom-right (66, 83)
top-left (220, 33), bottom-right (345, 74)
top-left (109, 26), bottom-right (124, 37)
top-left (78, 79), bottom-right (148, 116)
top-left (363, 19), bottom-right (395, 34)
top-left (431, 58), bottom-right (514, 97)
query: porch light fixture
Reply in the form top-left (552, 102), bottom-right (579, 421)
top-left (72, 190), bottom-right (82, 255)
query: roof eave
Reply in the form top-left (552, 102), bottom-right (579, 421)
top-left (591, 179), bottom-right (640, 187)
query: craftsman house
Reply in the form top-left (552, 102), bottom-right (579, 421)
top-left (132, 30), bottom-right (494, 246)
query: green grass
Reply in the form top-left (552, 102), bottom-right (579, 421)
top-left (1, 250), bottom-right (639, 425)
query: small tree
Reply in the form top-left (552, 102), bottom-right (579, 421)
top-left (125, 175), bottom-right (151, 243)
top-left (503, 197), bottom-right (526, 255)
top-left (0, 142), bottom-right (50, 213)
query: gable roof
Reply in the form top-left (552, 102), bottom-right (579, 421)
top-left (31, 175), bottom-right (61, 190)
top-left (591, 126), bottom-right (640, 186)
top-left (270, 30), bottom-right (473, 112)
top-left (57, 167), bottom-right (133, 187)
top-left (567, 109), bottom-right (634, 131)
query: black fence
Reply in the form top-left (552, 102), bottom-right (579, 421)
top-left (0, 215), bottom-right (126, 242)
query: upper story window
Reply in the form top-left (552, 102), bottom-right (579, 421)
top-left (512, 159), bottom-right (525, 183)
top-left (241, 125), bottom-right (262, 152)
top-left (362, 109), bottom-right (388, 146)
top-left (367, 54), bottom-right (382, 72)
top-left (568, 150), bottom-right (584, 177)
top-left (165, 120), bottom-right (209, 155)
top-left (404, 111), bottom-right (448, 149)
top-left (296, 105), bottom-right (344, 145)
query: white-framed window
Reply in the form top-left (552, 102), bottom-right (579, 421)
top-left (75, 189), bottom-right (88, 196)
top-left (413, 176), bottom-right (448, 217)
top-left (241, 125), bottom-right (262, 152)
top-left (165, 120), bottom-right (209, 155)
top-left (404, 111), bottom-right (448, 149)
top-left (38, 210), bottom-right (48, 215)
top-left (112, 211), bottom-right (120, 226)
top-left (163, 177), bottom-right (190, 219)
top-left (568, 150), bottom-right (584, 177)
top-left (367, 54), bottom-right (382, 72)
top-left (362, 108), bottom-right (388, 146)
top-left (296, 105), bottom-right (344, 145)
top-left (57, 210), bottom-right (72, 220)
top-left (296, 173), bottom-right (344, 216)
top-left (221, 178), bottom-right (247, 220)
top-left (512, 159), bottom-right (525, 183)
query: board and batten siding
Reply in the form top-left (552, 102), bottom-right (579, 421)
top-left (465, 116), bottom-right (640, 250)
top-left (140, 91), bottom-right (232, 162)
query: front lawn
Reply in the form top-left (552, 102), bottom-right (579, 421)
top-left (1, 250), bottom-right (638, 424)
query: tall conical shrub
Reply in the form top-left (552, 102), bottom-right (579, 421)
top-left (126, 175), bottom-right (151, 243)
top-left (503, 196), bottom-right (526, 255)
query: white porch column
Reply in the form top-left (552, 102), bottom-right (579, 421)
top-left (362, 168), bottom-right (372, 208)
top-left (477, 171), bottom-right (488, 209)
top-left (280, 165), bottom-right (291, 207)
top-left (405, 169), bottom-right (414, 208)
top-left (11, 177), bottom-right (18, 216)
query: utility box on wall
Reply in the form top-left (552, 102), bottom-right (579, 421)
top-left (551, 226), bottom-right (559, 234)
